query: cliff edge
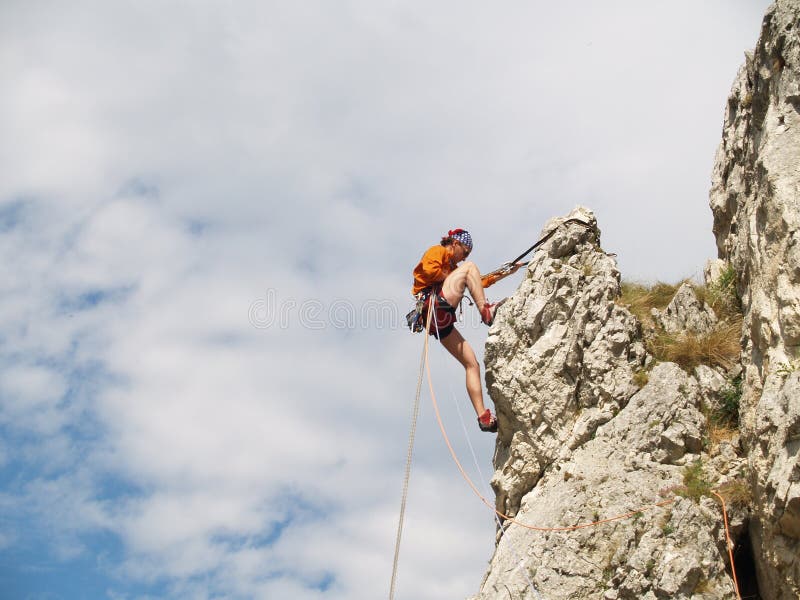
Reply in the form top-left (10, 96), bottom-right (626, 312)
top-left (710, 0), bottom-right (800, 597)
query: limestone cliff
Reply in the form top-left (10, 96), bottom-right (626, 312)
top-left (470, 210), bottom-right (747, 600)
top-left (710, 0), bottom-right (800, 597)
top-left (470, 2), bottom-right (800, 598)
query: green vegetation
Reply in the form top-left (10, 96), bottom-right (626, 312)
top-left (777, 360), bottom-right (799, 377)
top-left (645, 558), bottom-right (655, 577)
top-left (699, 263), bottom-right (741, 322)
top-left (633, 368), bottom-right (650, 388)
top-left (677, 460), bottom-right (713, 502)
top-left (693, 579), bottom-right (712, 594)
top-left (715, 375), bottom-right (742, 426)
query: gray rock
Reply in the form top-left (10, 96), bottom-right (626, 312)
top-left (653, 282), bottom-right (717, 335)
top-left (485, 206), bottom-right (644, 518)
top-left (473, 364), bottom-right (740, 599)
top-left (709, 0), bottom-right (800, 597)
top-left (705, 259), bottom-right (728, 288)
top-left (695, 365), bottom-right (730, 417)
top-left (473, 206), bottom-right (746, 599)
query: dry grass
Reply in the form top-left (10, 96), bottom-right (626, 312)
top-left (707, 421), bottom-right (739, 446)
top-left (618, 281), bottom-right (682, 326)
top-left (716, 478), bottom-right (753, 509)
top-left (632, 368), bottom-right (649, 388)
top-left (648, 320), bottom-right (742, 372)
top-left (619, 275), bottom-right (743, 373)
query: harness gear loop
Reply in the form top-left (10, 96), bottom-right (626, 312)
top-left (405, 286), bottom-right (457, 337)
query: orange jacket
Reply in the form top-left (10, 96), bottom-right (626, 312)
top-left (411, 245), bottom-right (456, 295)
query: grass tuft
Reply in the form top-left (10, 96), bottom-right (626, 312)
top-left (716, 375), bottom-right (742, 426)
top-left (619, 281), bottom-right (681, 327)
top-left (633, 368), bottom-right (649, 388)
top-left (716, 478), bottom-right (753, 509)
top-left (677, 460), bottom-right (713, 501)
top-left (648, 321), bottom-right (741, 372)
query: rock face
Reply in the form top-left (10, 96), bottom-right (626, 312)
top-left (469, 4), bottom-right (800, 597)
top-left (709, 1), bottom-right (800, 598)
top-left (485, 207), bottom-right (646, 518)
top-left (470, 208), bottom-right (747, 599)
top-left (654, 282), bottom-right (717, 335)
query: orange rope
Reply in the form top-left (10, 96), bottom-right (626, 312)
top-left (423, 331), bottom-right (674, 531)
top-left (712, 490), bottom-right (742, 600)
top-left (424, 334), bottom-right (744, 594)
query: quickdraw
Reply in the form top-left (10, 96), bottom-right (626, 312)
top-left (480, 217), bottom-right (593, 288)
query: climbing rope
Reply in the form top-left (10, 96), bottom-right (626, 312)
top-left (393, 216), bottom-right (742, 598)
top-left (712, 490), bottom-right (742, 600)
top-left (424, 335), bottom-right (743, 596)
top-left (425, 336), bottom-right (743, 597)
top-left (388, 300), bottom-right (435, 600)
top-left (423, 333), bottom-right (674, 531)
top-left (435, 316), bottom-right (543, 600)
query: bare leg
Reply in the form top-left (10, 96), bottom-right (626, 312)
top-left (441, 261), bottom-right (488, 310)
top-left (439, 328), bottom-right (486, 417)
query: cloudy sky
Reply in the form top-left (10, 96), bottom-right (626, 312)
top-left (0, 1), bottom-right (771, 598)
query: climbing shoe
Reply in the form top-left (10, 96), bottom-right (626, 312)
top-left (478, 409), bottom-right (498, 433)
top-left (480, 302), bottom-right (498, 326)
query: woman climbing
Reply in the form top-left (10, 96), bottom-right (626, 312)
top-left (411, 228), bottom-right (519, 433)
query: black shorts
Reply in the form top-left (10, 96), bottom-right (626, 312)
top-left (423, 288), bottom-right (457, 339)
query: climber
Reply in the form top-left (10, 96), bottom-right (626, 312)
top-left (411, 228), bottom-right (520, 432)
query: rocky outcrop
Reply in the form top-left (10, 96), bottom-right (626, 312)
top-left (484, 207), bottom-right (645, 519)
top-left (474, 364), bottom-right (743, 600)
top-left (469, 3), bottom-right (800, 597)
top-left (654, 282), bottom-right (717, 335)
top-left (710, 1), bottom-right (800, 597)
top-left (471, 209), bottom-right (748, 599)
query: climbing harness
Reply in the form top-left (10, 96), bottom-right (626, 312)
top-left (405, 286), bottom-right (458, 337)
top-left (404, 292), bottom-right (427, 333)
top-left (406, 218), bottom-right (594, 334)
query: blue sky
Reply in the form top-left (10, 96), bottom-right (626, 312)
top-left (0, 1), bottom-right (772, 598)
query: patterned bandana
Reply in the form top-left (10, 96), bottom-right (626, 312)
top-left (448, 228), bottom-right (473, 250)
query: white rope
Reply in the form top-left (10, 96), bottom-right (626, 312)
top-left (451, 391), bottom-right (543, 600)
top-left (388, 302), bottom-right (432, 600)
